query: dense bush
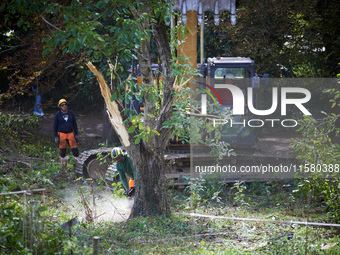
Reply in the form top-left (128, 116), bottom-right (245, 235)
top-left (0, 199), bottom-right (67, 254)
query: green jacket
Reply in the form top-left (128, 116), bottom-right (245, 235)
top-left (116, 154), bottom-right (136, 190)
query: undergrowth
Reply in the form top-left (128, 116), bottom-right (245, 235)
top-left (2, 176), bottom-right (340, 254)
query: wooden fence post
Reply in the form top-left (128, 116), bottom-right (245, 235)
top-left (93, 236), bottom-right (100, 255)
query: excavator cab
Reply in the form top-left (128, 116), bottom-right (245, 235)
top-left (199, 57), bottom-right (260, 147)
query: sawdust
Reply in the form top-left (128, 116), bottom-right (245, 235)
top-left (56, 185), bottom-right (132, 222)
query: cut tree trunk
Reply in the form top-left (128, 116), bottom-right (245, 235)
top-left (128, 142), bottom-right (170, 217)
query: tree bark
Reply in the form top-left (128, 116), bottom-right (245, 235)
top-left (128, 138), bottom-right (170, 217)
top-left (128, 4), bottom-right (174, 218)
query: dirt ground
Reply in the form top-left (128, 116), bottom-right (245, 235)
top-left (255, 131), bottom-right (299, 156)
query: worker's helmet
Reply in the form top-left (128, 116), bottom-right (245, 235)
top-left (58, 99), bottom-right (67, 107)
top-left (111, 147), bottom-right (123, 159)
top-left (224, 73), bottom-right (235, 80)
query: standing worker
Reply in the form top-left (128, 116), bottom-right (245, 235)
top-left (32, 85), bottom-right (44, 116)
top-left (111, 147), bottom-right (136, 197)
top-left (53, 99), bottom-right (79, 168)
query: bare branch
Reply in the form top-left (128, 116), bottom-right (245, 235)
top-left (40, 16), bottom-right (63, 32)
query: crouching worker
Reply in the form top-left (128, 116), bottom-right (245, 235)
top-left (111, 147), bottom-right (136, 198)
top-left (53, 99), bottom-right (79, 168)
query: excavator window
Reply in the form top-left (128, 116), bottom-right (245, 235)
top-left (214, 68), bottom-right (249, 79)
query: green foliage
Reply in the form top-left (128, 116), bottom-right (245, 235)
top-left (0, 201), bottom-right (25, 253)
top-left (0, 112), bottom-right (39, 154)
top-left (42, 1), bottom-right (148, 63)
top-left (1, 157), bottom-right (67, 191)
top-left (292, 114), bottom-right (340, 166)
top-left (0, 112), bottom-right (38, 132)
top-left (0, 113), bottom-right (76, 192)
top-left (162, 86), bottom-right (192, 143)
top-left (125, 113), bottom-right (160, 144)
top-left (41, 0), bottom-right (191, 147)
top-left (325, 87), bottom-right (340, 109)
top-left (78, 182), bottom-right (340, 254)
top-left (292, 90), bottom-right (340, 222)
top-left (110, 180), bottom-right (125, 198)
top-left (1, 0), bottom-right (48, 32)
top-left (206, 138), bottom-right (236, 163)
top-left (61, 237), bottom-right (93, 255)
top-left (230, 181), bottom-right (248, 206)
top-left (204, 0), bottom-right (340, 77)
top-left (185, 177), bottom-right (225, 207)
top-left (0, 199), bottom-right (66, 254)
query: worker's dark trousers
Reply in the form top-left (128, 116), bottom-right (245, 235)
top-left (58, 132), bottom-right (79, 167)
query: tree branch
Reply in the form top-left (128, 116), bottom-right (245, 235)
top-left (40, 16), bottom-right (63, 32)
top-left (86, 61), bottom-right (130, 147)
